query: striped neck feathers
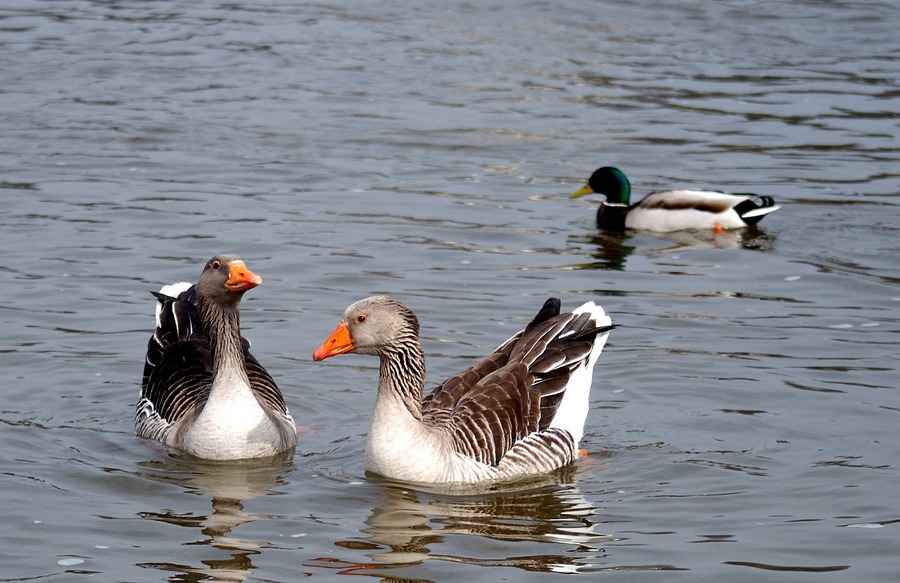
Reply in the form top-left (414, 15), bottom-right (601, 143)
top-left (378, 339), bottom-right (426, 421)
top-left (197, 295), bottom-right (248, 379)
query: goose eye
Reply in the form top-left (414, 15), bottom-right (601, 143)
top-left (356, 314), bottom-right (367, 324)
top-left (211, 260), bottom-right (221, 270)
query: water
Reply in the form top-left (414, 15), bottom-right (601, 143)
top-left (1, 0), bottom-right (898, 580)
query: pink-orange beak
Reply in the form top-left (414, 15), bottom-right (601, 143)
top-left (226, 261), bottom-right (263, 293)
top-left (313, 322), bottom-right (354, 361)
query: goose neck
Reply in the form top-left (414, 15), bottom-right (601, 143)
top-left (198, 297), bottom-right (247, 379)
top-left (378, 341), bottom-right (426, 420)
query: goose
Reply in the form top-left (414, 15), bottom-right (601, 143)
top-left (137, 254), bottom-right (297, 460)
top-left (570, 166), bottom-right (780, 232)
top-left (312, 296), bottom-right (613, 485)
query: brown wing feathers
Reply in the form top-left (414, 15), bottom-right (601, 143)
top-left (422, 299), bottom-right (612, 467)
top-left (445, 365), bottom-right (538, 466)
top-left (643, 191), bottom-right (735, 213)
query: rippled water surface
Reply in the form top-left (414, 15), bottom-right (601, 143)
top-left (2, 0), bottom-right (898, 580)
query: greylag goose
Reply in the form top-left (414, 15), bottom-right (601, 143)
top-left (137, 254), bottom-right (297, 460)
top-left (571, 166), bottom-right (780, 232)
top-left (313, 296), bottom-right (613, 485)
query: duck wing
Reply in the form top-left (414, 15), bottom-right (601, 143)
top-left (638, 189), bottom-right (747, 213)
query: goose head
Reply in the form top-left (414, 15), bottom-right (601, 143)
top-left (196, 254), bottom-right (262, 307)
top-left (313, 295), bottom-right (419, 360)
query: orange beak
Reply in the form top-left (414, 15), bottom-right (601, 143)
top-left (313, 322), bottom-right (354, 361)
top-left (226, 261), bottom-right (263, 293)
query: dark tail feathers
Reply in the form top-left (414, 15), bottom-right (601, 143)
top-left (733, 195), bottom-right (779, 226)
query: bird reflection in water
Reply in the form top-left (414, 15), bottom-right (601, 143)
top-left (576, 227), bottom-right (777, 271)
top-left (310, 467), bottom-right (617, 577)
top-left (134, 453), bottom-right (293, 582)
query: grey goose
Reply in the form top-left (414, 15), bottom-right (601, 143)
top-left (137, 254), bottom-right (297, 460)
top-left (313, 295), bottom-right (613, 485)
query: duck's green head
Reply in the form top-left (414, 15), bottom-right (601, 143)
top-left (570, 166), bottom-right (631, 205)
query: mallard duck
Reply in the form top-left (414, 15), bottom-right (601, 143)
top-left (313, 296), bottom-right (613, 485)
top-left (137, 254), bottom-right (297, 460)
top-left (570, 166), bottom-right (779, 232)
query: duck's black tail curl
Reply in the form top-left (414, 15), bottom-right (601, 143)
top-left (733, 194), bottom-right (779, 226)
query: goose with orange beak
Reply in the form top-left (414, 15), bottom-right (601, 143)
top-left (314, 295), bottom-right (614, 486)
top-left (137, 254), bottom-right (297, 460)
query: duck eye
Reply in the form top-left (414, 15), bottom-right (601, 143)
top-left (356, 314), bottom-right (367, 324)
top-left (211, 260), bottom-right (221, 270)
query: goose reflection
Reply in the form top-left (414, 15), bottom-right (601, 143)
top-left (135, 453), bottom-right (292, 582)
top-left (316, 468), bottom-right (616, 577)
top-left (578, 227), bottom-right (777, 270)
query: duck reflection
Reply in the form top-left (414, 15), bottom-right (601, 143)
top-left (578, 227), bottom-right (777, 270)
top-left (582, 231), bottom-right (636, 271)
top-left (316, 468), bottom-right (615, 577)
top-left (135, 453), bottom-right (292, 582)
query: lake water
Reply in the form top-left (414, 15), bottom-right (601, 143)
top-left (1, 0), bottom-right (898, 580)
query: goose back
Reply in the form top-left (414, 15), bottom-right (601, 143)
top-left (420, 298), bottom-right (614, 475)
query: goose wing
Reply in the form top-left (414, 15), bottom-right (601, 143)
top-left (423, 298), bottom-right (613, 467)
top-left (423, 354), bottom-right (538, 466)
top-left (242, 338), bottom-right (290, 416)
top-left (139, 287), bottom-right (212, 430)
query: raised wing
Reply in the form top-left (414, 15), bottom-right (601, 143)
top-left (140, 287), bottom-right (212, 427)
top-left (422, 298), bottom-right (612, 467)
